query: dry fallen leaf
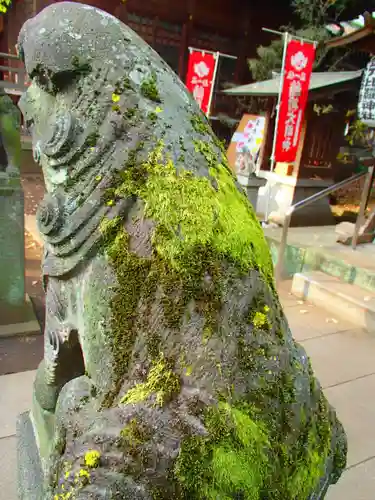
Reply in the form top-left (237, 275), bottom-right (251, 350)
top-left (20, 336), bottom-right (36, 343)
top-left (326, 318), bottom-right (338, 324)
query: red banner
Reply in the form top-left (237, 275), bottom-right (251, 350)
top-left (186, 50), bottom-right (217, 115)
top-left (274, 39), bottom-right (316, 163)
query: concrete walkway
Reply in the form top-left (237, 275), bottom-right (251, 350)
top-left (1, 283), bottom-right (375, 498)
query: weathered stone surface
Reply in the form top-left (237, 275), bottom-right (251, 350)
top-left (17, 412), bottom-right (44, 500)
top-left (336, 213), bottom-right (375, 246)
top-left (0, 87), bottom-right (22, 174)
top-left (0, 85), bottom-right (24, 306)
top-left (0, 175), bottom-right (25, 305)
top-left (17, 3), bottom-right (347, 499)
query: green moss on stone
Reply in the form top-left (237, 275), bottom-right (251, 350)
top-left (175, 402), bottom-right (269, 499)
top-left (98, 135), bottom-right (275, 403)
top-left (86, 131), bottom-right (99, 148)
top-left (114, 76), bottom-right (132, 94)
top-left (121, 353), bottom-right (181, 407)
top-left (120, 418), bottom-right (151, 450)
top-left (175, 391), bottom-right (332, 499)
top-left (148, 111), bottom-right (158, 123)
top-left (140, 74), bottom-right (161, 102)
top-left (124, 107), bottom-right (137, 120)
top-left (100, 217), bottom-right (152, 406)
top-left (190, 113), bottom-right (211, 135)
top-left (115, 140), bottom-right (273, 281)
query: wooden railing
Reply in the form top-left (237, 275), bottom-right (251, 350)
top-left (0, 52), bottom-right (30, 135)
top-left (0, 51), bottom-right (29, 96)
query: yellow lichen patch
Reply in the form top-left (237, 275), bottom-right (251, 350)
top-left (84, 450), bottom-right (101, 468)
top-left (77, 468), bottom-right (90, 485)
top-left (121, 354), bottom-right (181, 407)
top-left (253, 311), bottom-right (267, 329)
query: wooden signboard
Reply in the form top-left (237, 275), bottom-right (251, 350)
top-left (358, 56), bottom-right (375, 128)
top-left (226, 113), bottom-right (266, 177)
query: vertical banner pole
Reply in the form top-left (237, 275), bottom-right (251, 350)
top-left (264, 32), bottom-right (289, 222)
top-left (207, 51), bottom-right (220, 119)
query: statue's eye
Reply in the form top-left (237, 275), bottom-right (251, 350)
top-left (36, 72), bottom-right (50, 90)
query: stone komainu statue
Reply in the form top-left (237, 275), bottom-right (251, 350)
top-left (17, 3), bottom-right (347, 499)
top-left (0, 87), bottom-right (22, 174)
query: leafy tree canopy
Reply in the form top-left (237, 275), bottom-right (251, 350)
top-left (0, 0), bottom-right (11, 14)
top-left (248, 0), bottom-right (365, 81)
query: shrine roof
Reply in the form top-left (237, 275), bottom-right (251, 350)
top-left (324, 12), bottom-right (375, 51)
top-left (222, 71), bottom-right (362, 97)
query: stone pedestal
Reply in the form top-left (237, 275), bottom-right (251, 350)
top-left (257, 172), bottom-right (335, 227)
top-left (0, 172), bottom-right (40, 338)
top-left (17, 412), bottom-right (44, 500)
top-left (237, 173), bottom-right (267, 211)
top-left (0, 173), bottom-right (25, 305)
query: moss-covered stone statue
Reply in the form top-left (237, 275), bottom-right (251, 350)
top-left (0, 87), bottom-right (22, 175)
top-left (16, 3), bottom-right (347, 499)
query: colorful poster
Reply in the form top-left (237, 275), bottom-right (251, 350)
top-left (226, 114), bottom-right (266, 177)
top-left (185, 50), bottom-right (217, 115)
top-left (274, 39), bottom-right (315, 163)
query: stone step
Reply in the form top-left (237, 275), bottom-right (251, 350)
top-left (291, 271), bottom-right (375, 333)
top-left (265, 233), bottom-right (375, 295)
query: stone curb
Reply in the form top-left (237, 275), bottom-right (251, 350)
top-left (0, 320), bottom-right (41, 339)
top-left (0, 294), bottom-right (41, 339)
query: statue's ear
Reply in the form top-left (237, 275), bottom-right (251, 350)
top-left (41, 111), bottom-right (75, 159)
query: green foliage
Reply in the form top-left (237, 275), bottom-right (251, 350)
top-left (345, 119), bottom-right (372, 148)
top-left (248, 0), bottom-right (356, 81)
top-left (0, 0), bottom-right (11, 14)
top-left (291, 0), bottom-right (352, 26)
top-left (248, 39), bottom-right (284, 82)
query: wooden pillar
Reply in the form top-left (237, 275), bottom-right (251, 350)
top-left (178, 0), bottom-right (195, 80)
top-left (234, 2), bottom-right (251, 83)
top-left (114, 1), bottom-right (128, 24)
top-left (152, 16), bottom-right (159, 47)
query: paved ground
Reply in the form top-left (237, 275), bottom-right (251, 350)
top-left (279, 281), bottom-right (375, 500)
top-left (1, 275), bottom-right (374, 498)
